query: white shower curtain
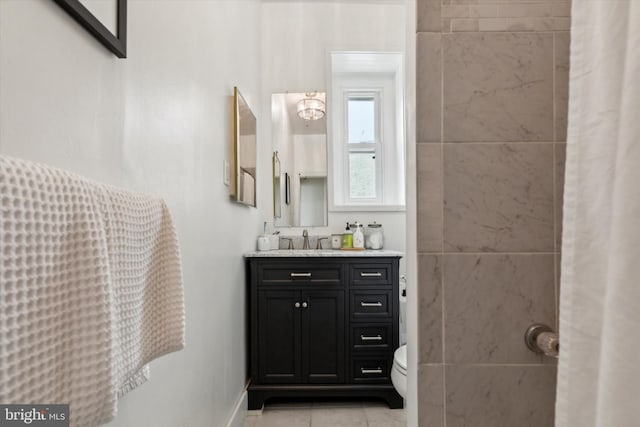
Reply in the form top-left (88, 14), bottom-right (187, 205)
top-left (556, 2), bottom-right (640, 427)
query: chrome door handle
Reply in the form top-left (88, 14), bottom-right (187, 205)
top-left (360, 272), bottom-right (382, 277)
top-left (294, 302), bottom-right (301, 308)
top-left (302, 302), bottom-right (308, 308)
top-left (360, 301), bottom-right (383, 307)
top-left (360, 335), bottom-right (383, 341)
top-left (291, 272), bottom-right (312, 278)
top-left (361, 368), bottom-right (383, 374)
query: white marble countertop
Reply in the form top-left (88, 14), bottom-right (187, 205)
top-left (244, 249), bottom-right (403, 258)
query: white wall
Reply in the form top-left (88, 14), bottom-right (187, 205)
top-left (0, 1), bottom-right (267, 426)
top-left (261, 1), bottom-right (408, 271)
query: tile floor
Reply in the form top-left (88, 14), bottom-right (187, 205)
top-left (244, 400), bottom-right (406, 427)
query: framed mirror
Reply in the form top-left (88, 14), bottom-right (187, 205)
top-left (53, 0), bottom-right (127, 58)
top-left (272, 92), bottom-right (327, 227)
top-left (232, 87), bottom-right (257, 207)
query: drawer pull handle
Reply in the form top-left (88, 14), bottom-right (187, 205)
top-left (302, 302), bottom-right (308, 308)
top-left (360, 301), bottom-right (383, 307)
top-left (361, 367), bottom-right (383, 375)
top-left (294, 302), bottom-right (301, 308)
top-left (360, 335), bottom-right (383, 341)
top-left (290, 272), bottom-right (312, 278)
top-left (360, 272), bottom-right (382, 277)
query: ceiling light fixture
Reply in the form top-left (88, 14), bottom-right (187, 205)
top-left (297, 92), bottom-right (325, 121)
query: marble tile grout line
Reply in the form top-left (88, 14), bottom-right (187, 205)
top-left (552, 31), bottom-right (559, 332)
top-left (416, 252), bottom-right (557, 255)
top-left (440, 18), bottom-right (447, 427)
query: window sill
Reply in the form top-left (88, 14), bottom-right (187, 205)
top-left (329, 204), bottom-right (406, 213)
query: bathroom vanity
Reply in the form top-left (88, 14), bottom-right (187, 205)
top-left (245, 250), bottom-right (403, 410)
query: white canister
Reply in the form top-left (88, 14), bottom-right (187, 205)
top-left (257, 236), bottom-right (271, 251)
top-left (269, 234), bottom-right (280, 250)
top-left (331, 234), bottom-right (342, 250)
top-left (365, 223), bottom-right (384, 249)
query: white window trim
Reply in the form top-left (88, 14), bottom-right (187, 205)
top-left (328, 52), bottom-right (406, 211)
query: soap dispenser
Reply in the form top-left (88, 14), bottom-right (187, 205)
top-left (353, 221), bottom-right (365, 249)
top-left (341, 222), bottom-right (353, 248)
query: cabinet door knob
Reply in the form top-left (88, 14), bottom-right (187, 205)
top-left (360, 301), bottom-right (383, 307)
top-left (294, 302), bottom-right (301, 308)
top-left (302, 302), bottom-right (308, 308)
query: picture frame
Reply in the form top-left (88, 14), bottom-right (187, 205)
top-left (53, 0), bottom-right (127, 58)
top-left (232, 87), bottom-right (257, 207)
top-left (285, 173), bottom-right (291, 205)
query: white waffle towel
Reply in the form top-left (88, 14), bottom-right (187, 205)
top-left (0, 155), bottom-right (185, 427)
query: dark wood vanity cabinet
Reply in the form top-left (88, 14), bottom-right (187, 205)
top-left (247, 256), bottom-right (402, 410)
top-left (258, 289), bottom-right (345, 384)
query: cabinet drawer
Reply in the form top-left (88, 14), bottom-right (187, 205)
top-left (352, 358), bottom-right (391, 384)
top-left (350, 290), bottom-right (392, 320)
top-left (352, 325), bottom-right (392, 351)
top-left (259, 263), bottom-right (343, 286)
top-left (349, 263), bottom-right (392, 286)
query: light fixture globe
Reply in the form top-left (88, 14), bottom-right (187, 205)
top-left (297, 94), bottom-right (325, 120)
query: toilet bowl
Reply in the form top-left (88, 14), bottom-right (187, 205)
top-left (391, 344), bottom-right (407, 398)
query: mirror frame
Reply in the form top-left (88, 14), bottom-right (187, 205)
top-left (233, 87), bottom-right (257, 207)
top-left (53, 0), bottom-right (127, 58)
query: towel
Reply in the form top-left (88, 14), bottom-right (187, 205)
top-left (0, 155), bottom-right (185, 427)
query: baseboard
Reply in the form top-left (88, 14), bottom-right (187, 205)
top-left (225, 385), bottom-right (248, 427)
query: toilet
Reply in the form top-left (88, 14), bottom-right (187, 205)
top-left (392, 276), bottom-right (408, 398)
top-left (391, 344), bottom-right (407, 398)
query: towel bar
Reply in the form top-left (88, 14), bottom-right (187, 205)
top-left (525, 323), bottom-right (559, 358)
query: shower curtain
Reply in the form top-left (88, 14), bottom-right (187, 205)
top-left (556, 2), bottom-right (640, 427)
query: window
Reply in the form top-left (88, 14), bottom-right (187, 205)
top-left (345, 93), bottom-right (382, 202)
top-left (330, 51), bottom-right (405, 210)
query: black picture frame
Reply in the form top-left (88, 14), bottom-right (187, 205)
top-left (53, 0), bottom-right (127, 58)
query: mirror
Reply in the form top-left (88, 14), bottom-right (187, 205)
top-left (233, 87), bottom-right (257, 207)
top-left (272, 92), bottom-right (327, 227)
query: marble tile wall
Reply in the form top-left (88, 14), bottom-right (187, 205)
top-left (415, 0), bottom-right (569, 425)
top-left (440, 2), bottom-right (571, 33)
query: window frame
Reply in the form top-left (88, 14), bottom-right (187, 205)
top-left (328, 52), bottom-right (406, 212)
top-left (343, 90), bottom-right (384, 204)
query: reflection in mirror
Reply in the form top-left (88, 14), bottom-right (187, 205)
top-left (234, 87), bottom-right (257, 207)
top-left (273, 152), bottom-right (281, 218)
top-left (272, 92), bottom-right (327, 227)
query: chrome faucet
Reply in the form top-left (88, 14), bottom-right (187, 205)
top-left (281, 237), bottom-right (294, 250)
top-left (302, 229), bottom-right (310, 250)
top-left (316, 237), bottom-right (329, 250)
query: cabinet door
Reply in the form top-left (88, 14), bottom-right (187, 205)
top-left (258, 290), bottom-right (301, 384)
top-left (301, 290), bottom-right (345, 384)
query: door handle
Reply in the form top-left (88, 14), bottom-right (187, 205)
top-left (360, 272), bottom-right (382, 277)
top-left (294, 302), bottom-right (301, 308)
top-left (360, 335), bottom-right (383, 341)
top-left (361, 367), bottom-right (383, 374)
top-left (302, 302), bottom-right (308, 308)
top-left (290, 272), bottom-right (312, 278)
top-left (360, 301), bottom-right (383, 307)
